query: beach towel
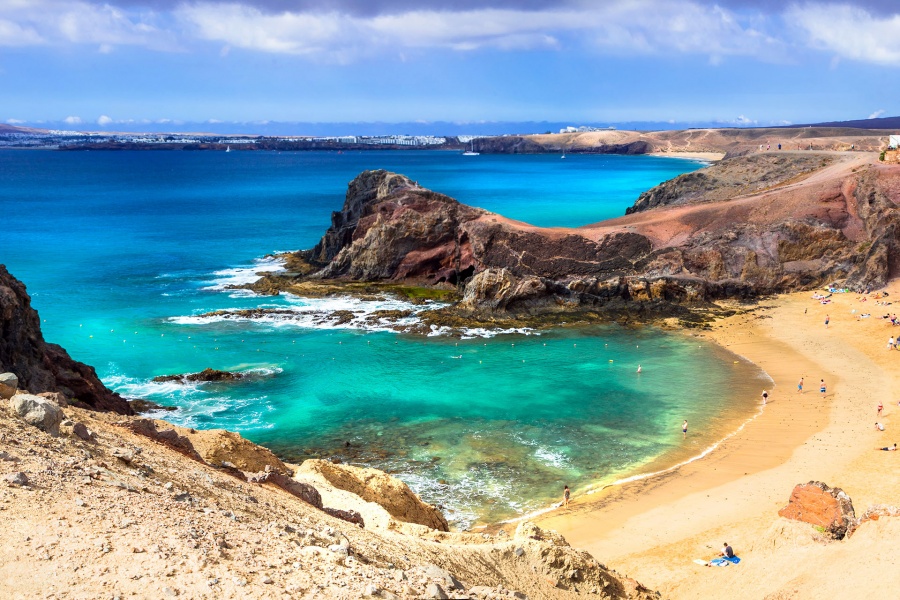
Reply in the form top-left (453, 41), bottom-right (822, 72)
top-left (708, 556), bottom-right (741, 567)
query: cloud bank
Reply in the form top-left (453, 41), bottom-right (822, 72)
top-left (0, 0), bottom-right (896, 66)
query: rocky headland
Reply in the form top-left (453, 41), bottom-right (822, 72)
top-left (242, 150), bottom-right (899, 329)
top-left (1, 265), bottom-right (132, 414)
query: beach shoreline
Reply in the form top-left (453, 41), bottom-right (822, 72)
top-left (534, 280), bottom-right (900, 598)
top-left (647, 151), bottom-right (726, 162)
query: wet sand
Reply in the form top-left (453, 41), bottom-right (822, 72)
top-left (536, 281), bottom-right (900, 598)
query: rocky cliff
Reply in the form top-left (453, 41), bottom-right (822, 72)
top-left (0, 265), bottom-right (132, 414)
top-left (263, 153), bottom-right (899, 322)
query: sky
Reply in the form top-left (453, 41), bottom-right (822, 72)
top-left (1, 0), bottom-right (899, 134)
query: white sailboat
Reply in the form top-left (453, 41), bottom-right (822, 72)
top-left (462, 140), bottom-right (480, 156)
top-left (225, 145), bottom-right (231, 153)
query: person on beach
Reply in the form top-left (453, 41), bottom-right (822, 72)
top-left (563, 485), bottom-right (570, 507)
top-left (879, 443), bottom-right (897, 451)
top-left (820, 379), bottom-right (826, 397)
top-left (720, 543), bottom-right (734, 558)
top-left (876, 422), bottom-right (885, 431)
top-left (683, 420), bottom-right (688, 439)
top-left (762, 390), bottom-right (769, 405)
top-left (878, 402), bottom-right (883, 416)
top-left (825, 315), bottom-right (830, 328)
top-left (798, 377), bottom-right (804, 393)
top-left (889, 337), bottom-right (895, 351)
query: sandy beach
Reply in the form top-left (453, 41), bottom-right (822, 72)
top-left (647, 151), bottom-right (726, 162)
top-left (536, 279), bottom-right (900, 598)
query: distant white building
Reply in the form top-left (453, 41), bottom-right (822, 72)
top-left (889, 135), bottom-right (900, 149)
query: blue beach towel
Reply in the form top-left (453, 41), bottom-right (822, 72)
top-left (709, 556), bottom-right (741, 566)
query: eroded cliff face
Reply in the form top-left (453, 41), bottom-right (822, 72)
top-left (0, 265), bottom-right (132, 414)
top-left (276, 155), bottom-right (898, 320)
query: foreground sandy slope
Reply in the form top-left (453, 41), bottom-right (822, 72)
top-left (537, 280), bottom-right (900, 599)
top-left (0, 402), bottom-right (655, 600)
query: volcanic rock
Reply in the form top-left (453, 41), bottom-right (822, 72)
top-left (0, 266), bottom-right (132, 414)
top-left (778, 480), bottom-right (858, 539)
top-left (265, 157), bottom-right (899, 320)
top-left (152, 368), bottom-right (244, 384)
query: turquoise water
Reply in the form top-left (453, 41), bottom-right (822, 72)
top-left (0, 149), bottom-right (765, 527)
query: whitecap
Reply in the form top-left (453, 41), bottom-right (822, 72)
top-left (202, 256), bottom-right (288, 291)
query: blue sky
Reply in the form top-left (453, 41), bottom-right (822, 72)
top-left (1, 0), bottom-right (899, 133)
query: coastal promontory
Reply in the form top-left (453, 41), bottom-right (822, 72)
top-left (251, 151), bottom-right (899, 325)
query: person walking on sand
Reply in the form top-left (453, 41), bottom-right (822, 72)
top-left (820, 379), bottom-right (827, 397)
top-left (563, 485), bottom-right (570, 507)
top-left (889, 337), bottom-right (895, 351)
top-left (877, 401), bottom-right (883, 416)
top-left (762, 390), bottom-right (769, 405)
top-left (798, 377), bottom-right (804, 394)
top-left (825, 314), bottom-right (830, 328)
top-left (683, 420), bottom-right (688, 439)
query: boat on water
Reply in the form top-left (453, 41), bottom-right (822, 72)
top-left (561, 148), bottom-right (566, 159)
top-left (462, 140), bottom-right (480, 156)
top-left (225, 145), bottom-right (231, 153)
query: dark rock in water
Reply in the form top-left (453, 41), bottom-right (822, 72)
top-left (152, 368), bottom-right (245, 384)
top-left (0, 266), bottom-right (133, 414)
top-left (129, 399), bottom-right (178, 412)
top-left (778, 481), bottom-right (857, 539)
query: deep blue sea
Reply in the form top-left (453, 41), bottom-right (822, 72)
top-left (0, 149), bottom-right (767, 527)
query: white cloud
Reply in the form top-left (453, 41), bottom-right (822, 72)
top-left (868, 109), bottom-right (886, 119)
top-left (97, 115), bottom-right (113, 126)
top-left (787, 4), bottom-right (900, 65)
top-left (6, 118), bottom-right (26, 124)
top-left (63, 115), bottom-right (82, 124)
top-left (0, 0), bottom-right (175, 50)
top-left (0, 18), bottom-right (44, 46)
top-left (174, 1), bottom-right (783, 61)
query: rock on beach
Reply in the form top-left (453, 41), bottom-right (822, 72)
top-left (9, 393), bottom-right (64, 436)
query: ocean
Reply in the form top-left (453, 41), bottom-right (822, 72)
top-left (0, 149), bottom-right (767, 527)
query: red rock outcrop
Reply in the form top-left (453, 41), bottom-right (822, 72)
top-left (275, 155), bottom-right (898, 318)
top-left (0, 265), bottom-right (132, 414)
top-left (778, 481), bottom-right (857, 539)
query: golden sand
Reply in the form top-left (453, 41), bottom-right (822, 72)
top-left (536, 280), bottom-right (900, 598)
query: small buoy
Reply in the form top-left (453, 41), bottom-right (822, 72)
top-left (79, 324), bottom-right (83, 327)
top-left (609, 359), bottom-right (614, 363)
top-left (110, 329), bottom-right (114, 333)
top-left (161, 334), bottom-right (164, 336)
top-left (479, 360), bottom-right (482, 364)
top-left (89, 335), bottom-right (93, 338)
